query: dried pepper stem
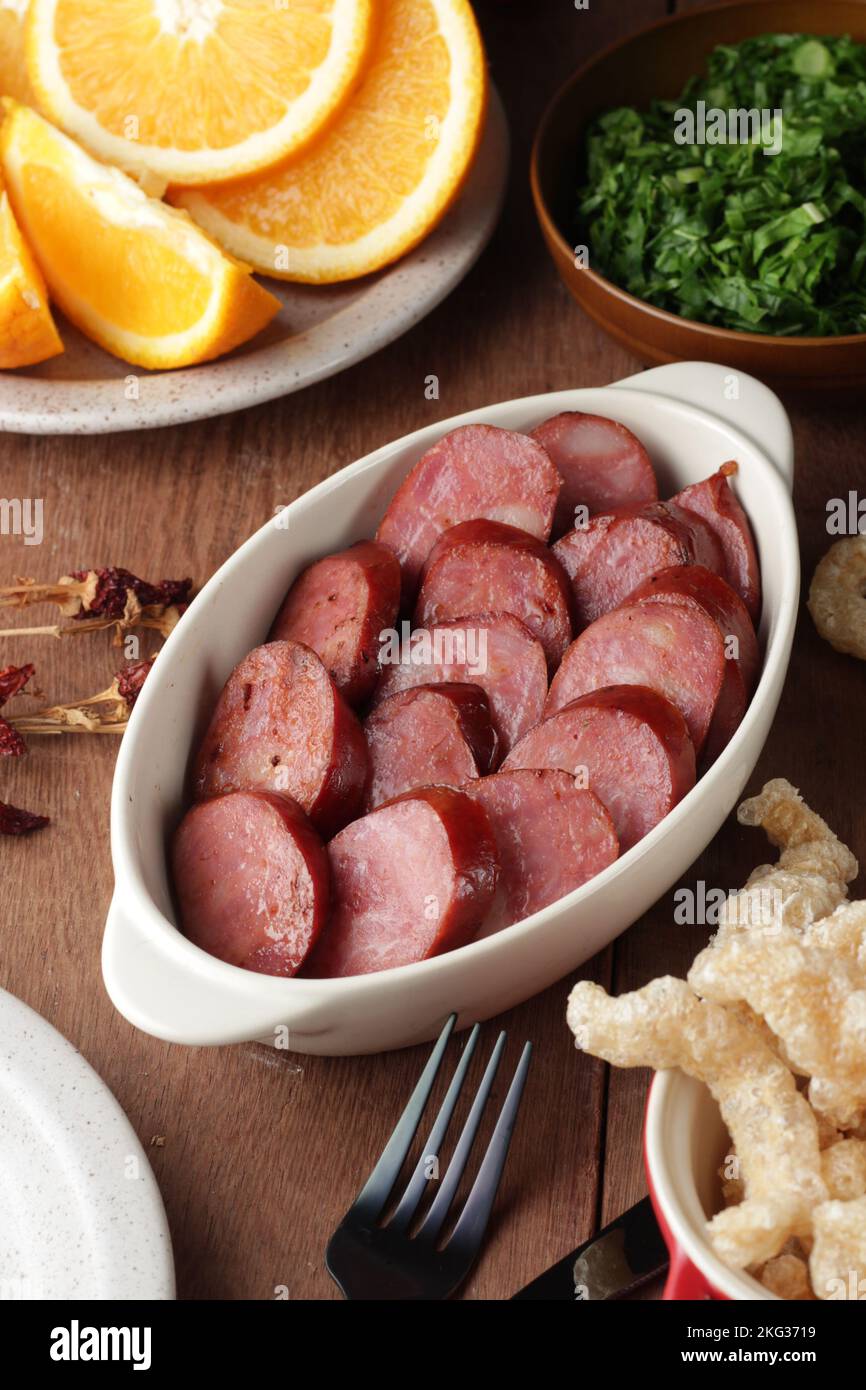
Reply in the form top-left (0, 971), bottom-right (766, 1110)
top-left (0, 606), bottom-right (185, 644)
top-left (0, 608), bottom-right (162, 834)
top-left (5, 657), bottom-right (155, 739)
top-left (0, 568), bottom-right (192, 643)
top-left (9, 714), bottom-right (129, 736)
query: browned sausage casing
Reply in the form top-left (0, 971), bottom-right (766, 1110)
top-left (621, 564), bottom-right (760, 763)
top-left (504, 685), bottom-right (696, 852)
top-left (372, 612), bottom-right (548, 757)
top-left (530, 410), bottom-right (658, 537)
top-left (672, 463), bottom-right (761, 622)
top-left (553, 502), bottom-right (724, 631)
top-left (464, 768), bottom-right (618, 933)
top-left (192, 640), bottom-right (369, 836)
top-left (304, 787), bottom-right (499, 978)
top-left (546, 600), bottom-right (726, 758)
top-left (363, 682), bottom-right (498, 810)
top-left (375, 423), bottom-right (561, 600)
top-left (269, 540), bottom-right (400, 706)
top-left (415, 519), bottom-right (574, 670)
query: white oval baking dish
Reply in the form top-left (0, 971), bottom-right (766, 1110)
top-left (103, 361), bottom-right (797, 1055)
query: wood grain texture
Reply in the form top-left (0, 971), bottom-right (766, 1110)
top-left (2, 0), bottom-right (862, 1302)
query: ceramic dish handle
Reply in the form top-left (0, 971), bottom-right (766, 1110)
top-left (615, 361), bottom-right (794, 494)
top-left (102, 895), bottom-right (337, 1047)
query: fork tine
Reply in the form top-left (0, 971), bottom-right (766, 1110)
top-left (350, 1013), bottom-right (456, 1222)
top-left (388, 1023), bottom-right (481, 1233)
top-left (415, 1030), bottom-right (507, 1242)
top-left (446, 1041), bottom-right (533, 1255)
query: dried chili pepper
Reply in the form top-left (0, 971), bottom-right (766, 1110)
top-left (0, 568), bottom-right (192, 617)
top-left (0, 569), bottom-right (192, 643)
top-left (6, 657), bottom-right (156, 738)
top-left (115, 657), bottom-right (155, 710)
top-left (66, 568), bottom-right (191, 621)
top-left (0, 665), bottom-right (33, 756)
top-left (0, 718), bottom-right (26, 756)
top-left (0, 656), bottom-right (156, 837)
top-left (0, 800), bottom-right (49, 835)
top-left (0, 663), bottom-right (34, 706)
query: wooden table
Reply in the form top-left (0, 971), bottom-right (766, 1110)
top-left (3, 0), bottom-right (865, 1301)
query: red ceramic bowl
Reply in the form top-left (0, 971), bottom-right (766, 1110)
top-left (644, 1070), bottom-right (778, 1300)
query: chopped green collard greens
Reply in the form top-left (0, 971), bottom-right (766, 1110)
top-left (577, 34), bottom-right (866, 336)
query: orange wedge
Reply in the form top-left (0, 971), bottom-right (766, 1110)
top-left (173, 0), bottom-right (487, 284)
top-left (0, 179), bottom-right (63, 367)
top-left (25, 0), bottom-right (373, 186)
top-left (0, 2), bottom-right (35, 104)
top-left (0, 103), bottom-right (281, 369)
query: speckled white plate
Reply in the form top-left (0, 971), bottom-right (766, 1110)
top-left (0, 92), bottom-right (508, 436)
top-left (0, 986), bottom-right (174, 1300)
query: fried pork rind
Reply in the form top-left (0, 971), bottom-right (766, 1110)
top-left (719, 1150), bottom-right (744, 1207)
top-left (721, 1176), bottom-right (744, 1207)
top-left (758, 1252), bottom-right (816, 1300)
top-left (821, 1139), bottom-right (866, 1202)
top-left (805, 900), bottom-right (866, 967)
top-left (809, 1197), bottom-right (866, 1300)
top-left (810, 1082), bottom-right (866, 1135)
top-left (815, 1110), bottom-right (843, 1150)
top-left (808, 536), bottom-right (866, 660)
top-left (689, 931), bottom-right (866, 1130)
top-left (567, 976), bottom-right (826, 1267)
top-left (567, 778), bottom-right (865, 1297)
top-left (715, 779), bottom-right (858, 940)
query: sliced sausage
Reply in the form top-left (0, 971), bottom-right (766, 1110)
top-left (531, 410), bottom-right (658, 537)
top-left (622, 564), bottom-right (759, 761)
top-left (545, 600), bottom-right (726, 758)
top-left (503, 685), bottom-right (696, 852)
top-left (622, 564), bottom-right (759, 692)
top-left (363, 683), bottom-right (498, 811)
top-left (192, 640), bottom-right (368, 836)
top-left (376, 424), bottom-right (561, 599)
top-left (373, 612), bottom-right (548, 756)
top-left (172, 791), bottom-right (329, 977)
top-left (464, 768), bottom-right (619, 934)
top-left (553, 502), bottom-right (725, 630)
top-left (415, 520), bottom-right (574, 670)
top-left (269, 540), bottom-right (400, 706)
top-left (303, 787), bottom-right (499, 977)
top-left (671, 462), bottom-right (761, 622)
top-left (666, 502), bottom-right (726, 575)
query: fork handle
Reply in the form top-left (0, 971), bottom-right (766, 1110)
top-left (510, 1196), bottom-right (668, 1300)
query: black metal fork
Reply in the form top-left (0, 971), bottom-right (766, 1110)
top-left (326, 1015), bottom-right (532, 1299)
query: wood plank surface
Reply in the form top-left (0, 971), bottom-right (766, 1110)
top-left (3, 0), bottom-right (861, 1302)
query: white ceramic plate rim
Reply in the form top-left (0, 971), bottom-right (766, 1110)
top-left (109, 368), bottom-right (799, 1005)
top-left (0, 93), bottom-right (508, 435)
top-left (0, 985), bottom-right (175, 1300)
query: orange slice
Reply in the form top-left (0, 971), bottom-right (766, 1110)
top-left (0, 2), bottom-right (35, 104)
top-left (0, 103), bottom-right (280, 368)
top-left (25, 0), bottom-right (373, 185)
top-left (173, 0), bottom-right (487, 283)
top-left (0, 178), bottom-right (63, 367)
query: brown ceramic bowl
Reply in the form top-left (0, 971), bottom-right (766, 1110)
top-left (531, 0), bottom-right (866, 390)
